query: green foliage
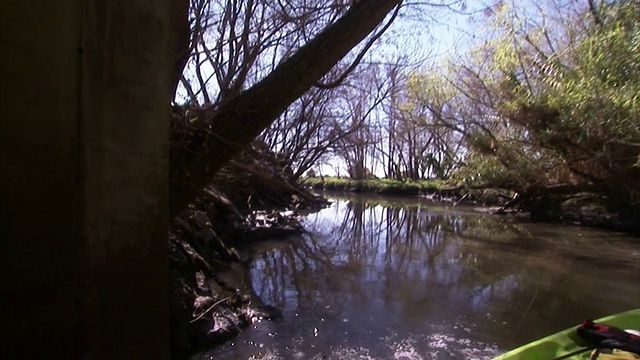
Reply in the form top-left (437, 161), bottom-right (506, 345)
top-left (298, 177), bottom-right (451, 194)
top-left (548, 4), bottom-right (640, 141)
top-left (393, 65), bottom-right (466, 180)
top-left (448, 1), bottom-right (640, 208)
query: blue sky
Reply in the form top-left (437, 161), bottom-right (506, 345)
top-left (316, 1), bottom-right (496, 177)
top-left (175, 0), bottom-right (504, 177)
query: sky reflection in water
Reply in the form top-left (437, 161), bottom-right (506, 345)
top-left (195, 193), bottom-right (640, 360)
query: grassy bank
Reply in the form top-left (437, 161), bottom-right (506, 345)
top-left (298, 177), bottom-right (454, 196)
top-left (298, 177), bottom-right (519, 207)
top-left (299, 177), bottom-right (640, 234)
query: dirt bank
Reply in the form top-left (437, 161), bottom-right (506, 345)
top-left (169, 142), bottom-right (328, 358)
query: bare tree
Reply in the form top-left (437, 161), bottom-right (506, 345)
top-left (259, 87), bottom-right (341, 179)
top-left (170, 0), bottom-right (404, 215)
top-left (332, 62), bottom-right (393, 179)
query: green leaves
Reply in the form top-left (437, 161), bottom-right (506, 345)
top-left (434, 0), bottom-right (640, 205)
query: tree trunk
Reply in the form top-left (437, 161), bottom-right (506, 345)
top-left (170, 0), bottom-right (402, 216)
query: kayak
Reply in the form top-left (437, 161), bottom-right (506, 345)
top-left (493, 308), bottom-right (640, 360)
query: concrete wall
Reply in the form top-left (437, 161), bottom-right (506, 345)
top-left (1, 1), bottom-right (172, 358)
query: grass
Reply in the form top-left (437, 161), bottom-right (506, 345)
top-left (298, 176), bottom-right (456, 195)
top-left (299, 177), bottom-right (522, 207)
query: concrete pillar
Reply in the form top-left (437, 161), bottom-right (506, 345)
top-left (1, 1), bottom-right (172, 358)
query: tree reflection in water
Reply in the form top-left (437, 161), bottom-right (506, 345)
top-left (199, 193), bottom-right (639, 359)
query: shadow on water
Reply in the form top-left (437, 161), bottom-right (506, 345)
top-left (194, 192), bottom-right (640, 359)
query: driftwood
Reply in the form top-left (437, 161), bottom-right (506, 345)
top-left (227, 159), bottom-right (320, 206)
top-left (492, 183), bottom-right (599, 214)
top-left (493, 194), bottom-right (522, 215)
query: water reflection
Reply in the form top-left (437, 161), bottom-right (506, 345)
top-left (195, 193), bottom-right (640, 360)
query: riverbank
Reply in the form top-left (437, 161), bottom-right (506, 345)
top-left (299, 176), bottom-right (515, 205)
top-left (169, 144), bottom-right (328, 359)
top-left (300, 177), bottom-right (640, 234)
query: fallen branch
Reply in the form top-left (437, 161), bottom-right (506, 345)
top-left (493, 193), bottom-right (522, 214)
top-left (190, 296), bottom-right (232, 324)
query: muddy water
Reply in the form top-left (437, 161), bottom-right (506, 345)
top-left (194, 193), bottom-right (640, 360)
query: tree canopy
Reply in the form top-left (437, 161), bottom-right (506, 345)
top-left (172, 0), bottom-right (640, 214)
top-left (445, 0), bottom-right (640, 207)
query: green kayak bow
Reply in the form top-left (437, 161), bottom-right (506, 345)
top-left (494, 308), bottom-right (640, 360)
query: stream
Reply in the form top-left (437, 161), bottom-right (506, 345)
top-left (194, 192), bottom-right (640, 359)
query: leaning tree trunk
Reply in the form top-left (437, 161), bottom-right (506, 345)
top-left (170, 0), bottom-right (402, 216)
